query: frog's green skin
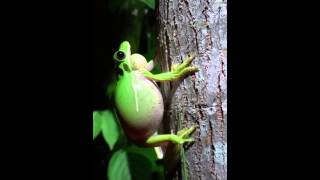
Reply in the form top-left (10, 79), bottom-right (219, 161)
top-left (113, 41), bottom-right (198, 147)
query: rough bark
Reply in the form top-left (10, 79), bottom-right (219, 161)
top-left (156, 0), bottom-right (227, 179)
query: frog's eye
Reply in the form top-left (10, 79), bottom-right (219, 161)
top-left (114, 51), bottom-right (126, 62)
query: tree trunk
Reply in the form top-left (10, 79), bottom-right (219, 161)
top-left (156, 0), bottom-right (227, 179)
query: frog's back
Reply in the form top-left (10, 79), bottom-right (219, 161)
top-left (114, 71), bottom-right (164, 143)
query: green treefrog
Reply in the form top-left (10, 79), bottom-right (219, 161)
top-left (112, 41), bottom-right (198, 147)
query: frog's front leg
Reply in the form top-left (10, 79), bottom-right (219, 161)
top-left (141, 54), bottom-right (198, 82)
top-left (146, 125), bottom-right (197, 146)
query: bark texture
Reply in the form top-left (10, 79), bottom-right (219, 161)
top-left (156, 0), bottom-right (227, 179)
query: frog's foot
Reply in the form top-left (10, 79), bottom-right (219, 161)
top-left (175, 124), bottom-right (198, 144)
top-left (145, 125), bottom-right (198, 146)
top-left (170, 54), bottom-right (199, 78)
top-left (141, 54), bottom-right (198, 82)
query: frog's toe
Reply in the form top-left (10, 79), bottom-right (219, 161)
top-left (171, 64), bottom-right (179, 71)
top-left (183, 66), bottom-right (199, 74)
top-left (177, 137), bottom-right (194, 144)
top-left (183, 54), bottom-right (196, 65)
top-left (177, 125), bottom-right (198, 140)
top-left (171, 54), bottom-right (197, 73)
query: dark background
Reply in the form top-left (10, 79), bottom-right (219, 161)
top-left (92, 0), bottom-right (120, 111)
top-left (92, 0), bottom-right (119, 179)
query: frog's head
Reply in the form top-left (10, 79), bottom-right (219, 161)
top-left (114, 41), bottom-right (150, 74)
top-left (113, 41), bottom-right (132, 75)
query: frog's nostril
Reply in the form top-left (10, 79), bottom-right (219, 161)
top-left (123, 63), bottom-right (130, 72)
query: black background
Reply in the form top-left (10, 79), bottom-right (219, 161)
top-left (92, 0), bottom-right (118, 179)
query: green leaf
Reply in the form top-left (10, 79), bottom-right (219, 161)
top-left (126, 145), bottom-right (158, 166)
top-left (93, 111), bottom-right (102, 140)
top-left (139, 0), bottom-right (155, 10)
top-left (108, 149), bottom-right (153, 180)
top-left (108, 150), bottom-right (131, 180)
top-left (126, 145), bottom-right (164, 177)
top-left (94, 110), bottom-right (121, 150)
